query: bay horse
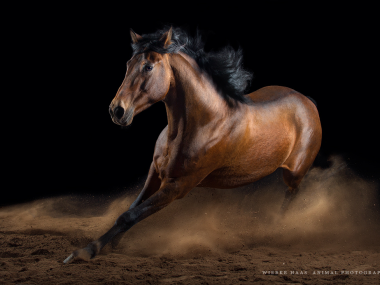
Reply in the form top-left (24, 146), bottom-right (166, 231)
top-left (64, 26), bottom-right (321, 263)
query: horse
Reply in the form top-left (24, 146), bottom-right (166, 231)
top-left (64, 26), bottom-right (322, 263)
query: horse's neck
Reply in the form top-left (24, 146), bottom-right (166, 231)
top-left (164, 53), bottom-right (228, 140)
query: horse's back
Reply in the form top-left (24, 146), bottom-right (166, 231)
top-left (247, 85), bottom-right (300, 103)
top-left (247, 85), bottom-right (319, 130)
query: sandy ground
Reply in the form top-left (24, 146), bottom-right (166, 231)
top-left (1, 157), bottom-right (380, 284)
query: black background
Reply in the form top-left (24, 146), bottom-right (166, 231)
top-left (4, 2), bottom-right (379, 206)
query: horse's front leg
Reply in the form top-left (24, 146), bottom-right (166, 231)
top-left (111, 163), bottom-right (161, 248)
top-left (63, 175), bottom-right (199, 263)
top-left (129, 162), bottom-right (161, 210)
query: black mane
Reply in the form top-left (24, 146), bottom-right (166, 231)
top-left (131, 26), bottom-right (253, 105)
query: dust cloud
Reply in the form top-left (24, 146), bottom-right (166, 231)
top-left (1, 156), bottom-right (379, 258)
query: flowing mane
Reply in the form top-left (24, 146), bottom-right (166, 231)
top-left (131, 26), bottom-right (253, 104)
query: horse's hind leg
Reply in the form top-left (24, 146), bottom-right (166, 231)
top-left (280, 168), bottom-right (304, 214)
top-left (280, 121), bottom-right (321, 214)
top-left (280, 145), bottom-right (319, 214)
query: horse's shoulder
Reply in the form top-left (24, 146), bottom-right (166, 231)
top-left (154, 125), bottom-right (168, 154)
top-left (247, 85), bottom-right (300, 103)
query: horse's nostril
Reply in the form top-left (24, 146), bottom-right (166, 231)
top-left (114, 106), bottom-right (125, 119)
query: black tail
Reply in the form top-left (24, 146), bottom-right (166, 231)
top-left (306, 96), bottom-right (317, 107)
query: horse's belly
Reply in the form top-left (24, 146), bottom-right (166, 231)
top-left (198, 165), bottom-right (277, 189)
top-left (198, 125), bottom-right (292, 189)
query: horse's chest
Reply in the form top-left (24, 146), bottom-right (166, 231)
top-left (155, 143), bottom-right (204, 180)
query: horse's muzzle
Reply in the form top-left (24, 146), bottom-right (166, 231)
top-left (109, 105), bottom-right (135, 126)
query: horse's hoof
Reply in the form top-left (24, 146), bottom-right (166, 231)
top-left (63, 252), bottom-right (76, 264)
top-left (63, 242), bottom-right (99, 264)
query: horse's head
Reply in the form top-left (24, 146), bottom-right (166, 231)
top-left (109, 28), bottom-right (173, 126)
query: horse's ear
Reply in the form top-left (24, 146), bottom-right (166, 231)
top-left (130, 29), bottom-right (142, 44)
top-left (160, 27), bottom-right (172, 48)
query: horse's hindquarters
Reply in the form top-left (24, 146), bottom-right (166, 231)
top-left (199, 89), bottom-right (322, 190)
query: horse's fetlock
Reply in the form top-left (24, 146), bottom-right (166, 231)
top-left (85, 242), bottom-right (99, 259)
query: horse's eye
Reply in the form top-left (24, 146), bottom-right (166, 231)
top-left (145, 65), bottom-right (153, 72)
